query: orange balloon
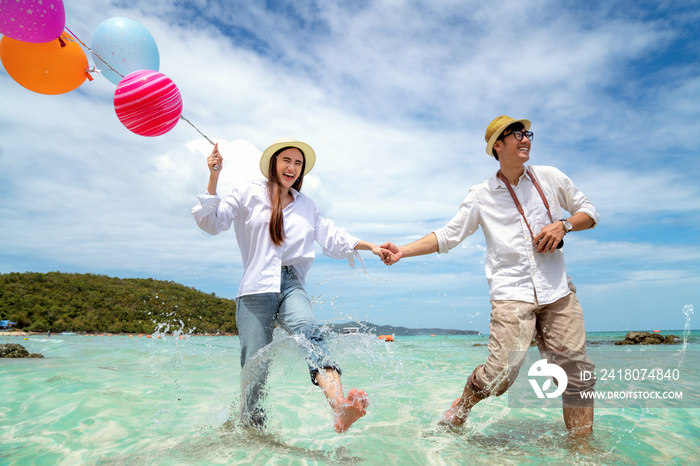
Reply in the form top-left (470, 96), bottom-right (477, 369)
top-left (0, 32), bottom-right (89, 95)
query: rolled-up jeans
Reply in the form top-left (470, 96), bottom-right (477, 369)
top-left (236, 266), bottom-right (340, 423)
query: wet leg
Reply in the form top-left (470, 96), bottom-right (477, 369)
top-left (440, 385), bottom-right (483, 427)
top-left (236, 294), bottom-right (277, 427)
top-left (315, 368), bottom-right (369, 433)
top-left (441, 299), bottom-right (536, 427)
top-left (564, 405), bottom-right (593, 436)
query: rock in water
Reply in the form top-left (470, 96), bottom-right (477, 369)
top-left (615, 332), bottom-right (679, 345)
top-left (0, 343), bottom-right (43, 358)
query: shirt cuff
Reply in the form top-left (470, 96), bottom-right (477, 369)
top-left (346, 249), bottom-right (365, 271)
top-left (345, 236), bottom-right (363, 269)
top-left (577, 207), bottom-right (599, 228)
top-left (192, 194), bottom-right (220, 216)
top-left (433, 229), bottom-right (450, 254)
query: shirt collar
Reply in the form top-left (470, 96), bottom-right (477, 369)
top-left (489, 165), bottom-right (532, 189)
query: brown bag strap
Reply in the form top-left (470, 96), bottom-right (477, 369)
top-left (497, 167), bottom-right (555, 241)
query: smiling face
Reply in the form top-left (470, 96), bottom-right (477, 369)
top-left (274, 147), bottom-right (305, 191)
top-left (493, 123), bottom-right (531, 165)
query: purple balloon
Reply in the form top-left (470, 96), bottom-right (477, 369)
top-left (0, 0), bottom-right (66, 43)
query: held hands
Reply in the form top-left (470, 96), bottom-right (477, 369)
top-left (379, 242), bottom-right (402, 265)
top-left (533, 221), bottom-right (566, 254)
top-left (366, 242), bottom-right (383, 258)
top-left (364, 242), bottom-right (399, 265)
top-left (208, 143), bottom-right (222, 174)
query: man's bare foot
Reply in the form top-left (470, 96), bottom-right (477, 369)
top-left (439, 397), bottom-right (470, 427)
top-left (333, 388), bottom-right (369, 433)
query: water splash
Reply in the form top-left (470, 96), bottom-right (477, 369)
top-left (461, 241), bottom-right (489, 265)
top-left (681, 304), bottom-right (693, 352)
top-left (234, 326), bottom-right (399, 437)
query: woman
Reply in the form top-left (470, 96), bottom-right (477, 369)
top-left (192, 137), bottom-right (377, 433)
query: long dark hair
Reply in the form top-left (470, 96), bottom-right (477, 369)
top-left (267, 147), bottom-right (306, 246)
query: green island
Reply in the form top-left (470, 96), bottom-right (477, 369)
top-left (0, 272), bottom-right (237, 335)
top-left (1, 272), bottom-right (485, 338)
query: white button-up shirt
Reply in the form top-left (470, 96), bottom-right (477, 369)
top-left (192, 180), bottom-right (362, 298)
top-left (434, 165), bottom-right (599, 304)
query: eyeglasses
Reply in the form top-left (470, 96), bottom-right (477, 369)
top-left (500, 130), bottom-right (534, 142)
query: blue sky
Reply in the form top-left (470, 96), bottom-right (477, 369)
top-left (1, 0), bottom-right (699, 333)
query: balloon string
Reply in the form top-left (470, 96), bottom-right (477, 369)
top-left (64, 27), bottom-right (124, 79)
top-left (65, 26), bottom-right (216, 147)
top-left (179, 115), bottom-right (216, 146)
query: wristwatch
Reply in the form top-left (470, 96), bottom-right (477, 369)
top-left (560, 219), bottom-right (573, 234)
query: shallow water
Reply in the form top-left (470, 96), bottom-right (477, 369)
top-left (1, 330), bottom-right (698, 465)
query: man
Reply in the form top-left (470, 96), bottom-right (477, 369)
top-left (381, 115), bottom-right (598, 435)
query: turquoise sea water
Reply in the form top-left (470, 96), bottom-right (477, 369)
top-left (1, 330), bottom-right (698, 465)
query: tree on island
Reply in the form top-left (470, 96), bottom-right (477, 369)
top-left (0, 272), bottom-right (236, 335)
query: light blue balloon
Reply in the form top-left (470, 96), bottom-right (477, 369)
top-left (90, 17), bottom-right (160, 86)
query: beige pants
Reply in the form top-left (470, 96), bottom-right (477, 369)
top-left (467, 283), bottom-right (595, 407)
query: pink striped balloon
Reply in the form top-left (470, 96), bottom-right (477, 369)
top-left (114, 70), bottom-right (182, 137)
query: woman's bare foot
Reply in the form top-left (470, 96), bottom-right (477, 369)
top-left (439, 397), bottom-right (470, 427)
top-left (333, 388), bottom-right (369, 433)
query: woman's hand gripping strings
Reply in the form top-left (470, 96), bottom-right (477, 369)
top-left (206, 143), bottom-right (222, 196)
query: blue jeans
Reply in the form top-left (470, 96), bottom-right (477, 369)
top-left (236, 266), bottom-right (340, 424)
